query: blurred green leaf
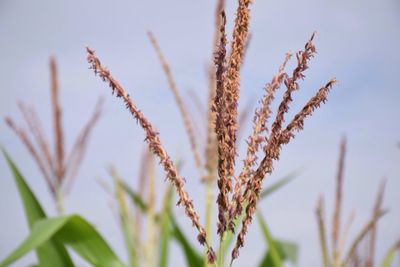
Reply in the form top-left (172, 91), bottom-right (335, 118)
top-left (0, 215), bottom-right (125, 267)
top-left (2, 149), bottom-right (73, 267)
top-left (113, 176), bottom-right (137, 267)
top-left (260, 171), bottom-right (298, 200)
top-left (218, 215), bottom-right (242, 258)
top-left (257, 212), bottom-right (298, 266)
top-left (259, 240), bottom-right (298, 266)
top-left (107, 167), bottom-right (148, 213)
top-left (218, 172), bottom-right (298, 259)
top-left (121, 181), bottom-right (148, 212)
top-left (257, 212), bottom-right (282, 267)
top-left (380, 241), bottom-right (400, 267)
top-left (158, 186), bottom-right (174, 267)
top-left (171, 217), bottom-right (203, 267)
top-left (276, 240), bottom-right (298, 264)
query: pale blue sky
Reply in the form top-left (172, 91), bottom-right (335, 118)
top-left (1, 0), bottom-right (399, 266)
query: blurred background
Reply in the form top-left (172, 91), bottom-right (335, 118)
top-left (1, 0), bottom-right (399, 266)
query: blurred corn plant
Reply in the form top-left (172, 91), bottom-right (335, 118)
top-left (0, 148), bottom-right (297, 267)
top-left (5, 56), bottom-right (103, 214)
top-left (100, 148), bottom-right (299, 267)
top-left (315, 137), bottom-right (400, 267)
top-left (0, 150), bottom-right (125, 267)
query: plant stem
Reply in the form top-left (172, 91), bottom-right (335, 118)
top-left (218, 237), bottom-right (224, 267)
top-left (55, 189), bottom-right (64, 215)
top-left (205, 180), bottom-right (214, 267)
top-left (316, 198), bottom-right (330, 267)
top-left (116, 180), bottom-right (136, 267)
top-left (146, 163), bottom-right (156, 267)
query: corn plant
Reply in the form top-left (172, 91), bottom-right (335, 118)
top-left (1, 0), bottom-right (342, 266)
top-left (315, 138), bottom-right (400, 267)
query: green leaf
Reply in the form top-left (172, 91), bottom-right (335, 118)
top-left (107, 167), bottom-right (148, 213)
top-left (158, 186), bottom-right (174, 267)
top-left (121, 181), bottom-right (148, 213)
top-left (258, 241), bottom-right (298, 267)
top-left (113, 176), bottom-right (137, 267)
top-left (217, 215), bottom-right (241, 259)
top-left (260, 171), bottom-right (298, 200)
top-left (257, 212), bottom-right (282, 267)
top-left (0, 215), bottom-right (125, 267)
top-left (257, 212), bottom-right (298, 266)
top-left (380, 241), bottom-right (400, 267)
top-left (170, 217), bottom-right (203, 267)
top-left (217, 172), bottom-right (298, 259)
top-left (276, 240), bottom-right (298, 264)
top-left (2, 149), bottom-right (74, 267)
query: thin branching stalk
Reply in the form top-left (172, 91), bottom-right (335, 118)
top-left (316, 196), bottom-right (331, 267)
top-left (231, 33), bottom-right (335, 261)
top-left (344, 210), bottom-right (387, 265)
top-left (366, 180), bottom-right (386, 267)
top-left (265, 33), bottom-right (317, 153)
top-left (86, 47), bottom-right (216, 263)
top-left (339, 211), bottom-right (355, 259)
top-left (5, 117), bottom-right (56, 195)
top-left (148, 31), bottom-right (202, 170)
top-left (62, 97), bottom-right (104, 195)
top-left (279, 79), bottom-right (336, 145)
top-left (50, 56), bottom-right (65, 185)
top-left (17, 102), bottom-right (54, 173)
top-left (332, 137), bottom-right (346, 267)
top-left (228, 53), bottom-right (291, 224)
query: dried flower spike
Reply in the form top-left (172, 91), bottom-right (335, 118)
top-left (50, 56), bottom-right (65, 184)
top-left (231, 35), bottom-right (336, 261)
top-left (147, 31), bottom-right (202, 170)
top-left (332, 137), bottom-right (346, 260)
top-left (220, 0), bottom-right (253, 191)
top-left (6, 56), bottom-right (102, 214)
top-left (86, 47), bottom-right (214, 261)
top-left (213, 10), bottom-right (232, 235)
top-left (229, 52), bottom-right (291, 223)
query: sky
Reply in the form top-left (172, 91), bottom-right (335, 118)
top-left (0, 0), bottom-right (400, 266)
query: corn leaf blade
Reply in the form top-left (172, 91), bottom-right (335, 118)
top-left (0, 215), bottom-right (125, 267)
top-left (257, 212), bottom-right (282, 267)
top-left (121, 181), bottom-right (148, 213)
top-left (380, 241), bottom-right (400, 267)
top-left (158, 187), bottom-right (174, 267)
top-left (2, 149), bottom-right (74, 267)
top-left (260, 171), bottom-right (298, 200)
top-left (170, 217), bottom-right (203, 267)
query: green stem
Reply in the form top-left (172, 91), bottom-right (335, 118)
top-left (114, 177), bottom-right (137, 267)
top-left (218, 237), bottom-right (224, 267)
top-left (55, 189), bottom-right (64, 215)
top-left (205, 180), bottom-right (214, 267)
